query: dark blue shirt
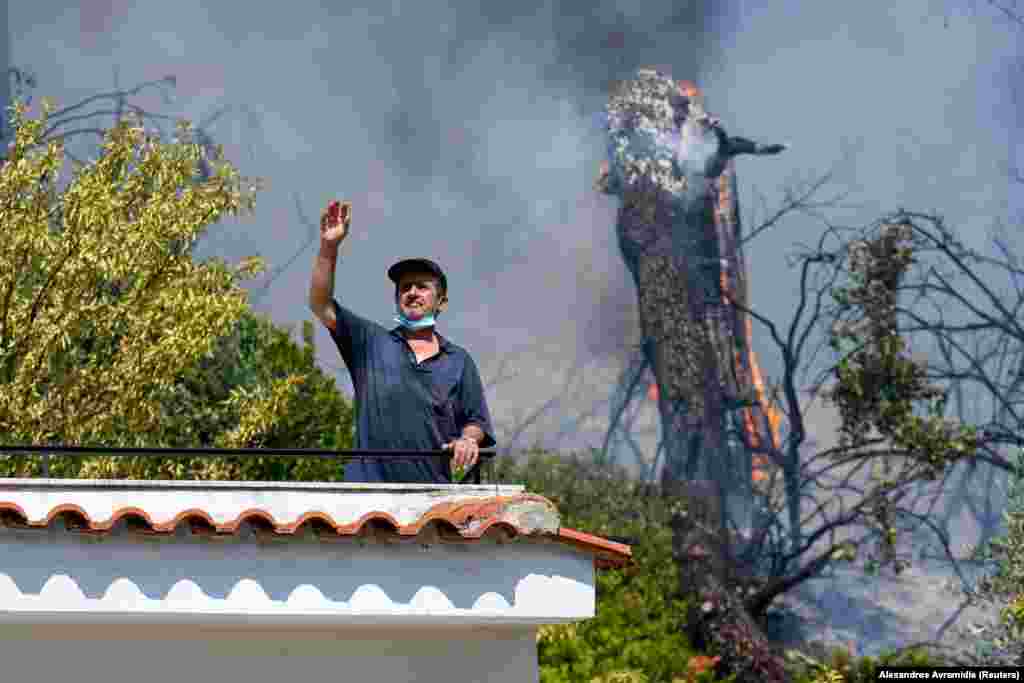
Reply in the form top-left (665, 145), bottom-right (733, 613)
top-left (327, 299), bottom-right (496, 483)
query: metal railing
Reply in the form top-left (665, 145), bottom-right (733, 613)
top-left (0, 445), bottom-right (497, 484)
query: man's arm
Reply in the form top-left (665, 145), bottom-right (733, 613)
top-left (309, 241), bottom-right (340, 331)
top-left (454, 355), bottom-right (497, 449)
top-left (309, 201), bottom-right (351, 331)
top-left (445, 356), bottom-right (497, 472)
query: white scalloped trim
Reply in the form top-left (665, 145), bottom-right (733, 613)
top-left (0, 572), bottom-right (594, 624)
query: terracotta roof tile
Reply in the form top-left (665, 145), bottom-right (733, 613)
top-left (557, 528), bottom-right (634, 569)
top-left (0, 493), bottom-right (632, 569)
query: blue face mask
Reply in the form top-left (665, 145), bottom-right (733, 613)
top-left (394, 312), bottom-right (437, 329)
top-left (394, 288), bottom-right (445, 330)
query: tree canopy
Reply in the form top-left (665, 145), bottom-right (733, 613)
top-left (0, 100), bottom-right (354, 480)
top-left (0, 101), bottom-right (260, 444)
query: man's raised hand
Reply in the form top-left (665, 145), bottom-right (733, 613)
top-left (320, 200), bottom-right (351, 244)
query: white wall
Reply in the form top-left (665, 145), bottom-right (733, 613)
top-left (0, 623), bottom-right (538, 683)
top-left (0, 480), bottom-right (596, 623)
top-left (0, 526), bottom-right (595, 622)
top-left (0, 481), bottom-right (598, 681)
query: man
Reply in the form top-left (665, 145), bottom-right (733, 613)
top-left (308, 200), bottom-right (496, 483)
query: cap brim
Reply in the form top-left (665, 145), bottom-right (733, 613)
top-left (387, 259), bottom-right (447, 291)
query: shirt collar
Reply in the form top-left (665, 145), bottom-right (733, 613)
top-left (390, 327), bottom-right (454, 353)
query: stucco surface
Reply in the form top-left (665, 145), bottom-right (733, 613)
top-left (0, 623), bottom-right (539, 683)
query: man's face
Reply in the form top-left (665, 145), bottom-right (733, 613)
top-left (396, 270), bottom-right (446, 320)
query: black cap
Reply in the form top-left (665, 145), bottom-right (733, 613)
top-left (387, 258), bottom-right (448, 294)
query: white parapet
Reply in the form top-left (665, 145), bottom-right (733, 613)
top-left (0, 478), bottom-right (621, 627)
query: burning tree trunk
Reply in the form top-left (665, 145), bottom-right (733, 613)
top-left (671, 481), bottom-right (790, 683)
top-left (597, 69), bottom-right (786, 531)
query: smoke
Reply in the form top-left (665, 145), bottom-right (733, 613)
top-left (292, 0), bottom-right (730, 361)
top-left (9, 0), bottom-right (734, 444)
top-left (11, 0), bottom-right (1016, 414)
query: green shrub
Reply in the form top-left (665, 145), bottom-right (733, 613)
top-left (787, 644), bottom-right (952, 683)
top-left (496, 450), bottom-right (732, 683)
top-left (955, 448), bottom-right (1024, 664)
top-left (0, 311), bottom-right (355, 481)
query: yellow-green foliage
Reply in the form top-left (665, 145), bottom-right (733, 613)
top-left (1005, 594), bottom-right (1024, 633)
top-left (589, 672), bottom-right (648, 683)
top-left (0, 309), bottom-right (355, 481)
top-left (0, 101), bottom-right (356, 481)
top-left (496, 451), bottom-right (729, 683)
top-left (215, 316), bottom-right (354, 451)
top-left (0, 101), bottom-right (261, 447)
top-left (811, 670), bottom-right (843, 683)
top-left (179, 312), bottom-right (354, 456)
top-left (787, 644), bottom-right (949, 683)
top-left (72, 312), bottom-right (355, 481)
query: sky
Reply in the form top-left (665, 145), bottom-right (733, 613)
top-left (5, 0), bottom-right (1023, 654)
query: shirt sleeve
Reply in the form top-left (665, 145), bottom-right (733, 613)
top-left (327, 298), bottom-right (374, 371)
top-left (455, 353), bottom-right (497, 449)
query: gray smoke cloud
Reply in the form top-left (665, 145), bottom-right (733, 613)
top-left (8, 0), bottom-right (1024, 655)
top-left (8, 2), bottom-right (1017, 371)
top-left (8, 0), bottom-right (734, 446)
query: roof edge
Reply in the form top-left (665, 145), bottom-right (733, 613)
top-left (557, 528), bottom-right (633, 569)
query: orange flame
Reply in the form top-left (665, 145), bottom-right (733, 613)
top-left (715, 167), bottom-right (737, 234)
top-left (717, 164), bottom-right (784, 478)
top-left (686, 655), bottom-right (721, 682)
top-left (746, 317), bottom-right (783, 448)
top-left (677, 80), bottom-right (702, 99)
top-left (635, 87), bottom-right (784, 487)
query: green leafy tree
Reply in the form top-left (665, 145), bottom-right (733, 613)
top-left (0, 101), bottom-right (355, 481)
top-left (70, 311), bottom-right (356, 481)
top-left (0, 100), bottom-right (260, 446)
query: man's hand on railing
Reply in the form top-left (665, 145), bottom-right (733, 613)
top-left (443, 436), bottom-right (479, 475)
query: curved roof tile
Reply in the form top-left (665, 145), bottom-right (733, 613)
top-left (0, 493), bottom-right (632, 569)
